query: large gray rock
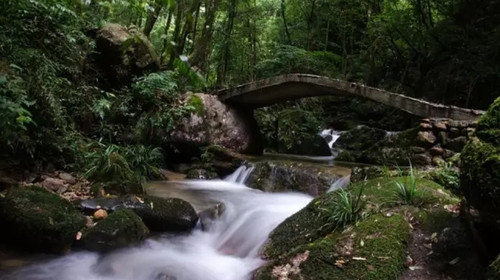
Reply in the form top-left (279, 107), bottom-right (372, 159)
top-left (171, 94), bottom-right (262, 154)
top-left (94, 23), bottom-right (160, 88)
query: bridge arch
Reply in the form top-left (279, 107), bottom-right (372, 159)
top-left (217, 74), bottom-right (484, 121)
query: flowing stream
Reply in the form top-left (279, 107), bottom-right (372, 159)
top-left (1, 167), bottom-right (313, 280)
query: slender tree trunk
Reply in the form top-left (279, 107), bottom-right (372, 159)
top-left (217, 0), bottom-right (237, 85)
top-left (160, 7), bottom-right (174, 64)
top-left (166, 1), bottom-right (186, 68)
top-left (190, 0), bottom-right (202, 53)
top-left (144, 3), bottom-right (163, 37)
top-left (191, 0), bottom-right (220, 71)
top-left (324, 19), bottom-right (330, 51)
top-left (281, 0), bottom-right (292, 44)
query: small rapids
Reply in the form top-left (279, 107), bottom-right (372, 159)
top-left (1, 167), bottom-right (313, 280)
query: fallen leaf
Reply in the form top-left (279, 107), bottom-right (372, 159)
top-left (367, 265), bottom-right (375, 271)
top-left (409, 266), bottom-right (423, 271)
top-left (136, 196), bottom-right (144, 203)
top-left (352, 257), bottom-right (367, 261)
top-left (360, 240), bottom-right (365, 247)
top-left (76, 231), bottom-right (82, 240)
top-left (449, 257), bottom-right (460, 265)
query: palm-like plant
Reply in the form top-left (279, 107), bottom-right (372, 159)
top-left (328, 186), bottom-right (366, 228)
top-left (394, 163), bottom-right (418, 205)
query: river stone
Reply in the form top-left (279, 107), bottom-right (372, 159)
top-left (460, 97), bottom-right (500, 231)
top-left (410, 146), bottom-right (427, 154)
top-left (186, 169), bottom-right (219, 180)
top-left (420, 122), bottom-right (433, 130)
top-left (0, 186), bottom-right (86, 253)
top-left (133, 196), bottom-right (199, 232)
top-left (246, 161), bottom-right (348, 196)
top-left (411, 153), bottom-right (432, 166)
top-left (170, 93), bottom-right (262, 154)
top-left (433, 120), bottom-right (448, 131)
top-left (444, 136), bottom-right (468, 152)
top-left (417, 131), bottom-right (437, 147)
top-left (82, 209), bottom-right (149, 252)
top-left (198, 203), bottom-right (225, 231)
top-left (81, 195), bottom-right (199, 232)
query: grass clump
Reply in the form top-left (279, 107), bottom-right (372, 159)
top-left (393, 164), bottom-right (421, 205)
top-left (327, 187), bottom-right (367, 228)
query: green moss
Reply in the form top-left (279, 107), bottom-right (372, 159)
top-left (257, 214), bottom-right (410, 280)
top-left (477, 97), bottom-right (500, 135)
top-left (350, 176), bottom-right (459, 207)
top-left (417, 209), bottom-right (455, 233)
top-left (187, 94), bottom-right (204, 115)
top-left (0, 186), bottom-right (86, 253)
top-left (82, 209), bottom-right (149, 252)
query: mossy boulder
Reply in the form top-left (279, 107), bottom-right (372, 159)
top-left (259, 176), bottom-right (458, 279)
top-left (334, 125), bottom-right (387, 151)
top-left (133, 196), bottom-right (198, 232)
top-left (335, 126), bottom-right (420, 166)
top-left (81, 209), bottom-right (149, 252)
top-left (460, 97), bottom-right (500, 230)
top-left (94, 23), bottom-right (160, 89)
top-left (246, 160), bottom-right (350, 196)
top-left (256, 214), bottom-right (410, 280)
top-left (0, 186), bottom-right (86, 253)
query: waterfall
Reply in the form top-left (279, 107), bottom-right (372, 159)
top-left (327, 175), bottom-right (351, 192)
top-left (224, 165), bottom-right (255, 184)
top-left (320, 129), bottom-right (342, 149)
top-left (2, 168), bottom-right (312, 280)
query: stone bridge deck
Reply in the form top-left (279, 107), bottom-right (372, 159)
top-left (216, 74), bottom-right (484, 120)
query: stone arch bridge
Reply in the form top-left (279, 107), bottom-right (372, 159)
top-left (216, 73), bottom-right (484, 120)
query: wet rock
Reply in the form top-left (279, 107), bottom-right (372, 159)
top-left (417, 131), bottom-right (437, 147)
top-left (444, 136), bottom-right (468, 152)
top-left (186, 169), bottom-right (219, 180)
top-left (81, 195), bottom-right (199, 232)
top-left (133, 196), bottom-right (198, 232)
top-left (246, 161), bottom-right (348, 196)
top-left (198, 203), bottom-right (225, 231)
top-left (81, 209), bottom-right (149, 252)
top-left (0, 186), bottom-right (86, 253)
top-left (80, 195), bottom-right (145, 214)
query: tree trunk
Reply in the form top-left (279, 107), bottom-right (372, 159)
top-left (281, 0), bottom-right (292, 44)
top-left (191, 0), bottom-right (220, 71)
top-left (144, 3), bottom-right (163, 37)
top-left (160, 7), bottom-right (174, 64)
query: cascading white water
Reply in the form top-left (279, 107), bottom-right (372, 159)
top-left (320, 129), bottom-right (342, 149)
top-left (1, 168), bottom-right (312, 280)
top-left (327, 175), bottom-right (351, 192)
top-left (224, 165), bottom-right (255, 184)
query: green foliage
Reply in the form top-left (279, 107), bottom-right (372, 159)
top-left (83, 143), bottom-right (134, 183)
top-left (428, 162), bottom-right (460, 194)
top-left (0, 74), bottom-right (35, 153)
top-left (82, 142), bottom-right (163, 183)
top-left (256, 45), bottom-right (341, 78)
top-left (393, 164), bottom-right (420, 205)
top-left (327, 187), bottom-right (367, 228)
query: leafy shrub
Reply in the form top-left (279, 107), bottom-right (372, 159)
top-left (428, 162), bottom-right (460, 194)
